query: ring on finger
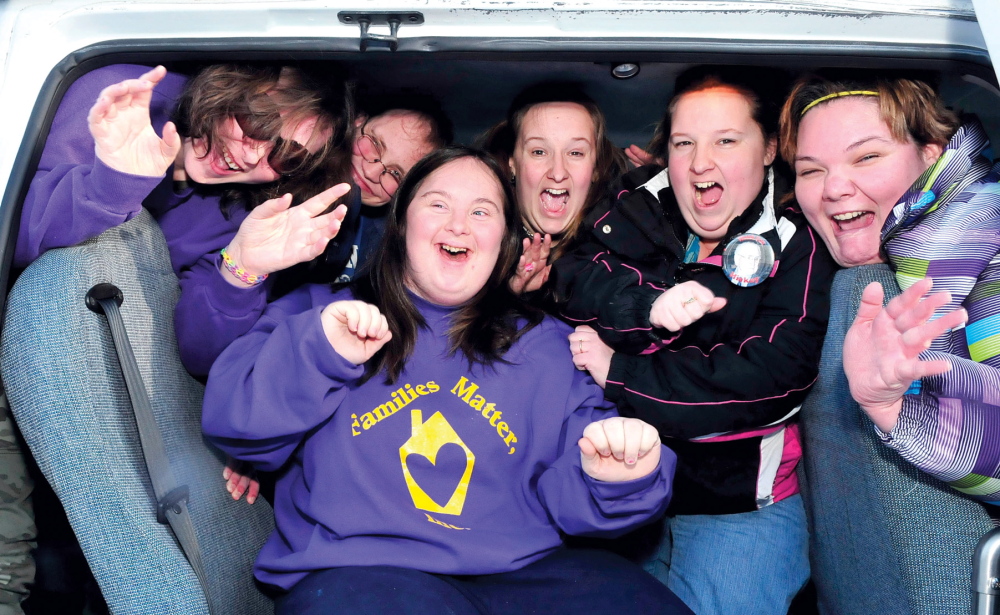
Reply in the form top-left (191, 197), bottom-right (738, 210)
top-left (681, 296), bottom-right (697, 306)
top-left (578, 339), bottom-right (585, 354)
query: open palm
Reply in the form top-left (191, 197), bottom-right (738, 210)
top-left (844, 279), bottom-right (965, 432)
top-left (88, 65), bottom-right (181, 177)
top-left (224, 183), bottom-right (352, 279)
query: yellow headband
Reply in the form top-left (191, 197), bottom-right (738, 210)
top-left (800, 90), bottom-right (879, 117)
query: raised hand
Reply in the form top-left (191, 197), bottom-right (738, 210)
top-left (579, 417), bottom-right (661, 482)
top-left (649, 280), bottom-right (727, 332)
top-left (844, 278), bottom-right (967, 433)
top-left (624, 144), bottom-right (663, 169)
top-left (88, 65), bottom-right (182, 177)
top-left (570, 325), bottom-right (613, 389)
top-left (510, 233), bottom-right (552, 294)
top-left (321, 300), bottom-right (392, 365)
top-left (221, 183), bottom-right (352, 286)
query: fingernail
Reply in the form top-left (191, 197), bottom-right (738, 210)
top-left (625, 458), bottom-right (636, 465)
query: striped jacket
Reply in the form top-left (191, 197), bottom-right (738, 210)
top-left (551, 166), bottom-right (838, 515)
top-left (877, 118), bottom-right (1000, 504)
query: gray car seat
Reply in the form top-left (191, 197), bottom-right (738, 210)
top-left (0, 209), bottom-right (274, 614)
top-left (799, 263), bottom-right (995, 615)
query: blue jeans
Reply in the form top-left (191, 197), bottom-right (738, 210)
top-left (644, 494), bottom-right (810, 615)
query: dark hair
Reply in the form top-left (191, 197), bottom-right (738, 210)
top-left (173, 63), bottom-right (354, 212)
top-left (779, 70), bottom-right (960, 164)
top-left (477, 83), bottom-right (628, 258)
top-left (358, 90), bottom-right (454, 148)
top-left (646, 65), bottom-right (790, 162)
top-left (352, 146), bottom-right (542, 384)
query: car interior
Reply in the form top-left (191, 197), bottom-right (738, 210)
top-left (2, 14), bottom-right (1000, 614)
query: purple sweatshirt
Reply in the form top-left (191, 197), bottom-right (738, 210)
top-left (174, 190), bottom-right (380, 377)
top-left (202, 284), bottom-right (676, 590)
top-left (17, 63), bottom-right (255, 273)
top-left (19, 64), bottom-right (284, 376)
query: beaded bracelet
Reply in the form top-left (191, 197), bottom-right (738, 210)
top-left (220, 247), bottom-right (268, 286)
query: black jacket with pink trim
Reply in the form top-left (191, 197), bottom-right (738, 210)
top-left (551, 165), bottom-right (838, 514)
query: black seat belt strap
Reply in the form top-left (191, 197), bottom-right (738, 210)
top-left (86, 283), bottom-right (214, 614)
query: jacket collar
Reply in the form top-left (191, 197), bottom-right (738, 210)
top-left (637, 166), bottom-right (783, 259)
top-left (882, 118), bottom-right (994, 245)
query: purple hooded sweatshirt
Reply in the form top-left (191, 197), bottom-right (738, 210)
top-left (17, 63), bottom-right (361, 377)
top-left (202, 283), bottom-right (676, 590)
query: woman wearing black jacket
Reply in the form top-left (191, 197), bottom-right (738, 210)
top-left (551, 66), bottom-right (838, 615)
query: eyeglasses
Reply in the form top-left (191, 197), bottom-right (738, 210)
top-left (233, 114), bottom-right (312, 177)
top-left (357, 126), bottom-right (403, 196)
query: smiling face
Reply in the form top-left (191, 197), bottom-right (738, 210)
top-left (351, 110), bottom-right (437, 206)
top-left (667, 87), bottom-right (776, 248)
top-left (404, 157), bottom-right (506, 306)
top-left (793, 97), bottom-right (942, 267)
top-left (733, 242), bottom-right (762, 276)
top-left (509, 102), bottom-right (597, 236)
top-left (181, 114), bottom-right (328, 185)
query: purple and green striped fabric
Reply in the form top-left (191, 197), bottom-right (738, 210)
top-left (878, 119), bottom-right (1000, 504)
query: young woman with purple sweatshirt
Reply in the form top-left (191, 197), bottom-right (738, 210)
top-left (202, 147), bottom-right (692, 614)
top-left (18, 64), bottom-right (449, 379)
top-left (17, 62), bottom-right (354, 359)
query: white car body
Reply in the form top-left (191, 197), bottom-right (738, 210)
top-left (1, 1), bottom-right (996, 250)
top-left (0, 1), bottom-right (999, 611)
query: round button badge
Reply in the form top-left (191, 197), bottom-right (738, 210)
top-left (722, 234), bottom-right (774, 287)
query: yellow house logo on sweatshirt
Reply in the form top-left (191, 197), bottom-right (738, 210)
top-left (399, 409), bottom-right (475, 515)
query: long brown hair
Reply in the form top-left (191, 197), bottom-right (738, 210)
top-left (352, 146), bottom-right (543, 384)
top-left (478, 83), bottom-right (627, 260)
top-left (172, 63), bottom-right (354, 212)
